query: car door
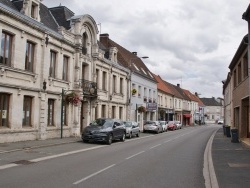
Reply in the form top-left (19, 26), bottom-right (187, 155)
top-left (133, 122), bottom-right (139, 135)
top-left (113, 121), bottom-right (121, 139)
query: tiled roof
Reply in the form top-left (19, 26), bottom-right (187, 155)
top-left (172, 84), bottom-right (191, 101)
top-left (99, 34), bottom-right (156, 82)
top-left (199, 98), bottom-right (222, 106)
top-left (163, 81), bottom-right (183, 99)
top-left (183, 89), bottom-right (199, 102)
top-left (152, 74), bottom-right (174, 96)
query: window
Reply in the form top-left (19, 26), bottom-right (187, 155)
top-left (119, 107), bottom-right (123, 119)
top-left (112, 75), bottom-right (116, 93)
top-left (101, 105), bottom-right (106, 117)
top-left (62, 56), bottom-right (68, 81)
top-left (102, 71), bottom-right (107, 91)
top-left (23, 96), bottom-right (32, 127)
top-left (49, 51), bottom-right (56, 78)
top-left (25, 41), bottom-right (35, 72)
top-left (31, 3), bottom-right (38, 19)
top-left (82, 33), bottom-right (88, 55)
top-left (48, 99), bottom-right (55, 126)
top-left (0, 32), bottom-right (13, 66)
top-left (0, 93), bottom-right (10, 127)
top-left (243, 53), bottom-right (248, 78)
top-left (233, 69), bottom-right (237, 87)
top-left (112, 106), bottom-right (116, 118)
top-left (96, 69), bottom-right (100, 89)
top-left (120, 78), bottom-right (123, 94)
top-left (238, 62), bottom-right (242, 84)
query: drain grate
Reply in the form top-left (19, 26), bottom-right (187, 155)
top-left (12, 160), bottom-right (35, 165)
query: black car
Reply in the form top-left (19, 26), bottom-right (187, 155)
top-left (82, 118), bottom-right (126, 145)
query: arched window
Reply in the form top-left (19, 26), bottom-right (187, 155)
top-left (82, 33), bottom-right (88, 55)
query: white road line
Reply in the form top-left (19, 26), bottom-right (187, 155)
top-left (73, 164), bottom-right (116, 185)
top-left (164, 139), bottom-right (172, 143)
top-left (30, 145), bottom-right (106, 162)
top-left (126, 151), bottom-right (145, 160)
top-left (149, 144), bottom-right (161, 149)
top-left (0, 163), bottom-right (19, 170)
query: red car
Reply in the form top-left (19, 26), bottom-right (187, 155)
top-left (167, 121), bottom-right (177, 131)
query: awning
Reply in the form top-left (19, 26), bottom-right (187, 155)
top-left (183, 114), bottom-right (192, 118)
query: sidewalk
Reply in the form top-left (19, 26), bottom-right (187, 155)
top-left (0, 137), bottom-right (81, 154)
top-left (212, 128), bottom-right (250, 188)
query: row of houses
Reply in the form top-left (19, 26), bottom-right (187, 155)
top-left (222, 4), bottom-right (250, 142)
top-left (0, 0), bottom-right (223, 143)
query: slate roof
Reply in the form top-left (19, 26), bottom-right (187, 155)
top-left (172, 84), bottom-right (191, 101)
top-left (199, 97), bottom-right (222, 106)
top-left (3, 0), bottom-right (71, 32)
top-left (99, 33), bottom-right (156, 82)
top-left (163, 81), bottom-right (183, 99)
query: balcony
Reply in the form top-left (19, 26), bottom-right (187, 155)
top-left (80, 79), bottom-right (97, 97)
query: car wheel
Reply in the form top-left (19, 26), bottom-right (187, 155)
top-left (129, 132), bottom-right (132, 139)
top-left (136, 132), bottom-right (140, 137)
top-left (83, 139), bottom-right (88, 143)
top-left (106, 134), bottom-right (113, 145)
top-left (156, 129), bottom-right (159, 134)
top-left (120, 132), bottom-right (125, 142)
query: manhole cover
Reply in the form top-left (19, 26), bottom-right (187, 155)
top-left (12, 160), bottom-right (35, 165)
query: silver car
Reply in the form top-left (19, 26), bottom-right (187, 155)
top-left (124, 121), bottom-right (140, 138)
top-left (143, 121), bottom-right (163, 134)
top-left (159, 121), bottom-right (168, 132)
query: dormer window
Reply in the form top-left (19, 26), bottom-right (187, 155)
top-left (31, 3), bottom-right (38, 19)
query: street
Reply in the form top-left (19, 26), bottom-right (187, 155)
top-left (0, 126), bottom-right (219, 188)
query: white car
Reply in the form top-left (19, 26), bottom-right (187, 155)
top-left (218, 119), bottom-right (224, 124)
top-left (175, 121), bottom-right (182, 129)
top-left (159, 121), bottom-right (168, 132)
top-left (124, 121), bottom-right (140, 138)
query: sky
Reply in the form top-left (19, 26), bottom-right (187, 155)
top-left (43, 0), bottom-right (250, 98)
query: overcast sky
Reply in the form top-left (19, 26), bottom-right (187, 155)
top-left (43, 0), bottom-right (249, 98)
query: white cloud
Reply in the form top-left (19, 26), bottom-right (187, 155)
top-left (43, 0), bottom-right (249, 98)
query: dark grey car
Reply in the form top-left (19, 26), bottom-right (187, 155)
top-left (82, 118), bottom-right (126, 145)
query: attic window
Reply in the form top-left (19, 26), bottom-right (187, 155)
top-left (133, 63), bottom-right (139, 71)
top-left (141, 68), bottom-right (147, 75)
top-left (31, 2), bottom-right (38, 19)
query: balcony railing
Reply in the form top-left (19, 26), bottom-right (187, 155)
top-left (80, 79), bottom-right (97, 97)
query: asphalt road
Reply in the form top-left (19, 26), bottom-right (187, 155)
top-left (0, 125), bottom-right (219, 188)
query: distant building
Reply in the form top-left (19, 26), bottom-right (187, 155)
top-left (200, 97), bottom-right (223, 123)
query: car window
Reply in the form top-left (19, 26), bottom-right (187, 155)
top-left (91, 119), bottom-right (113, 128)
top-left (168, 121), bottom-right (174, 124)
top-left (145, 121), bottom-right (155, 124)
top-left (124, 121), bottom-right (132, 127)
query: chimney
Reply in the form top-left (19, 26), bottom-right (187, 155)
top-left (100, 33), bottom-right (109, 47)
top-left (132, 52), bottom-right (137, 56)
top-left (195, 92), bottom-right (198, 96)
top-left (177, 83), bottom-right (180, 87)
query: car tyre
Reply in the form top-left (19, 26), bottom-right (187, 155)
top-left (128, 132), bottom-right (132, 139)
top-left (106, 134), bottom-right (113, 145)
top-left (136, 132), bottom-right (140, 137)
top-left (83, 139), bottom-right (88, 143)
top-left (120, 132), bottom-right (125, 142)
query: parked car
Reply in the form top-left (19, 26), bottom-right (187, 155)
top-left (175, 121), bottom-right (182, 129)
top-left (159, 121), bottom-right (168, 132)
top-left (82, 118), bottom-right (126, 145)
top-left (218, 119), bottom-right (224, 124)
top-left (143, 121), bottom-right (163, 133)
top-left (124, 121), bottom-right (140, 138)
top-left (167, 121), bottom-right (177, 131)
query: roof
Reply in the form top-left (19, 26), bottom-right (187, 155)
top-left (152, 74), bottom-right (174, 96)
top-left (183, 89), bottom-right (199, 102)
top-left (199, 97), bottom-right (222, 106)
top-left (163, 81), bottom-right (183, 99)
top-left (99, 33), bottom-right (156, 82)
top-left (0, 0), bottom-right (19, 10)
top-left (172, 84), bottom-right (191, 101)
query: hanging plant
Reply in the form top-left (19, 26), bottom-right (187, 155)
top-left (137, 106), bottom-right (146, 113)
top-left (65, 92), bottom-right (81, 105)
top-left (132, 88), bottom-right (137, 95)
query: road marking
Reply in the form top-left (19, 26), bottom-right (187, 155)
top-left (149, 144), bottom-right (161, 149)
top-left (0, 163), bottom-right (19, 170)
top-left (126, 151), bottom-right (145, 160)
top-left (164, 139), bottom-right (172, 143)
top-left (30, 145), bottom-right (106, 162)
top-left (73, 164), bottom-right (116, 185)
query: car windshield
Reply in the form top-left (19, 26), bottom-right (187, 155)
top-left (90, 119), bottom-right (113, 128)
top-left (124, 121), bottom-right (132, 127)
top-left (168, 121), bottom-right (174, 124)
top-left (159, 121), bottom-right (165, 125)
top-left (145, 121), bottom-right (155, 125)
